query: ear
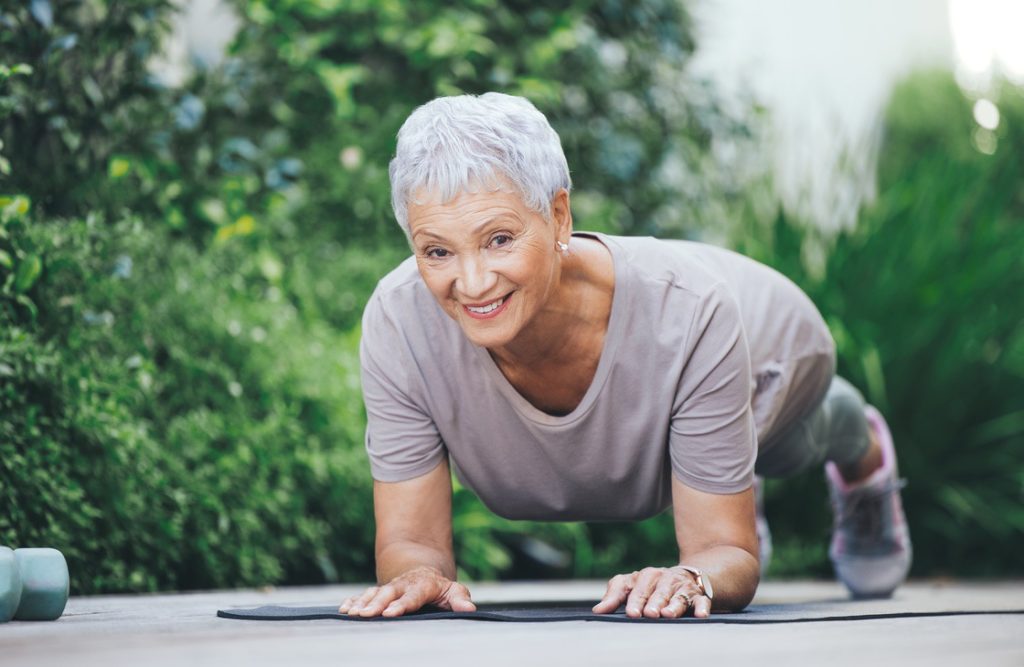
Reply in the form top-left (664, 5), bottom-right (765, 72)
top-left (550, 188), bottom-right (573, 243)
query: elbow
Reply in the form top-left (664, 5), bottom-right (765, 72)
top-left (715, 547), bottom-right (761, 614)
top-left (737, 549), bottom-right (762, 611)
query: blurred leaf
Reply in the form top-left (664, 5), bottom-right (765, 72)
top-left (108, 157), bottom-right (131, 180)
top-left (314, 63), bottom-right (366, 118)
top-left (258, 250), bottom-right (283, 283)
top-left (0, 195), bottom-right (31, 222)
top-left (13, 254), bottom-right (42, 293)
top-left (15, 294), bottom-right (38, 320)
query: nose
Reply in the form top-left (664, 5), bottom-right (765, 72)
top-left (455, 252), bottom-right (498, 301)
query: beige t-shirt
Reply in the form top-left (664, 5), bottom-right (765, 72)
top-left (359, 232), bottom-right (835, 522)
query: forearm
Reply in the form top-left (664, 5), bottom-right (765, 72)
top-left (376, 539), bottom-right (458, 584)
top-left (679, 544), bottom-right (760, 613)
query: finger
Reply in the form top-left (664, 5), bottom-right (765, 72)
top-left (589, 577), bottom-right (626, 614)
top-left (381, 579), bottom-right (438, 617)
top-left (625, 568), bottom-right (660, 618)
top-left (338, 595), bottom-right (357, 613)
top-left (591, 577), bottom-right (617, 613)
top-left (381, 590), bottom-right (419, 617)
top-left (444, 582), bottom-right (477, 612)
top-left (345, 585), bottom-right (380, 614)
top-left (692, 595), bottom-right (712, 619)
top-left (358, 584), bottom-right (401, 617)
top-left (643, 579), bottom-right (679, 619)
top-left (659, 593), bottom-right (690, 618)
top-left (592, 573), bottom-right (632, 613)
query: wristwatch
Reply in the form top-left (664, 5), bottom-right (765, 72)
top-left (677, 565), bottom-right (714, 600)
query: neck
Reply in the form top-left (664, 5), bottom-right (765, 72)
top-left (488, 240), bottom-right (610, 372)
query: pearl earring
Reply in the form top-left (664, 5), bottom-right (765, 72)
top-left (556, 241), bottom-right (569, 254)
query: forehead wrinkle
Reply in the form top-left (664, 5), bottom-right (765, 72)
top-left (412, 213), bottom-right (522, 244)
top-left (410, 190), bottom-right (529, 244)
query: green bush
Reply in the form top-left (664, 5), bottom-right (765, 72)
top-left (0, 209), bottom-right (387, 592)
top-left (732, 71), bottom-right (1024, 577)
top-left (0, 1), bottom-right (176, 218)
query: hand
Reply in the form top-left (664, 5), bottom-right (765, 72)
top-left (337, 565), bottom-right (477, 618)
top-left (592, 566), bottom-right (712, 619)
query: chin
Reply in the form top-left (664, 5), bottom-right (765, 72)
top-left (459, 324), bottom-right (516, 350)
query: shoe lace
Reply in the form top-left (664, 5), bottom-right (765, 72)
top-left (835, 477), bottom-right (908, 546)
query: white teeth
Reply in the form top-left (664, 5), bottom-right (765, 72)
top-left (466, 297), bottom-right (504, 314)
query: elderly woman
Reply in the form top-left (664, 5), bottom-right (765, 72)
top-left (339, 93), bottom-right (912, 620)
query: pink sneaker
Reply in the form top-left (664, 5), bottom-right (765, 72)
top-left (824, 405), bottom-right (913, 598)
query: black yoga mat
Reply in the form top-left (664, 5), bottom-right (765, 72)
top-left (217, 600), bottom-right (1024, 625)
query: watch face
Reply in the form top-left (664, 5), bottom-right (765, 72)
top-left (700, 573), bottom-right (714, 599)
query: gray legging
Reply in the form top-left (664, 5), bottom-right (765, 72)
top-left (754, 375), bottom-right (872, 479)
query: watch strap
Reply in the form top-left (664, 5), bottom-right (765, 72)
top-left (677, 565), bottom-right (714, 600)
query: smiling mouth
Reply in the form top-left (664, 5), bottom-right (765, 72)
top-left (462, 292), bottom-right (512, 319)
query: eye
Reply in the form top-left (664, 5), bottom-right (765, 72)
top-left (425, 247), bottom-right (450, 259)
top-left (489, 233), bottom-right (513, 248)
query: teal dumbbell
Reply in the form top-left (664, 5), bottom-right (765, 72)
top-left (0, 547), bottom-right (70, 621)
top-left (0, 547), bottom-right (21, 622)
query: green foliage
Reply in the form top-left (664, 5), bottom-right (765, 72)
top-left (197, 0), bottom-right (754, 245)
top-left (732, 71), bottom-right (1024, 577)
top-left (0, 1), bottom-right (177, 217)
top-left (0, 210), bottom-right (395, 592)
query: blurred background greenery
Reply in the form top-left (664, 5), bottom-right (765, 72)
top-left (0, 1), bottom-right (1020, 593)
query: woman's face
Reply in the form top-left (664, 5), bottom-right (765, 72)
top-left (407, 186), bottom-right (570, 350)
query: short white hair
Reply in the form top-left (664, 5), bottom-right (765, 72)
top-left (389, 92), bottom-right (572, 242)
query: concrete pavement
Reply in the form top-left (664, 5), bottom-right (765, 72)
top-left (2, 579), bottom-right (1022, 666)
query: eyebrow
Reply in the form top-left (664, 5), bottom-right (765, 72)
top-left (412, 215), bottom-right (519, 244)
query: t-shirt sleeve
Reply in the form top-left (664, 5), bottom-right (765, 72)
top-left (669, 282), bottom-right (757, 494)
top-left (359, 289), bottom-right (448, 482)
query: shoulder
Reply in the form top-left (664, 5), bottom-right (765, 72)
top-left (598, 233), bottom-right (740, 313)
top-left (605, 233), bottom-right (730, 288)
top-left (364, 254), bottom-right (419, 309)
top-left (361, 256), bottom-right (434, 358)
top-left (362, 255), bottom-right (432, 331)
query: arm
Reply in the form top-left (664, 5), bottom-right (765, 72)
top-left (349, 291), bottom-right (474, 616)
top-left (669, 472), bottom-right (760, 614)
top-left (339, 457), bottom-right (477, 617)
top-left (374, 456), bottom-right (457, 582)
top-left (664, 280), bottom-right (760, 615)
